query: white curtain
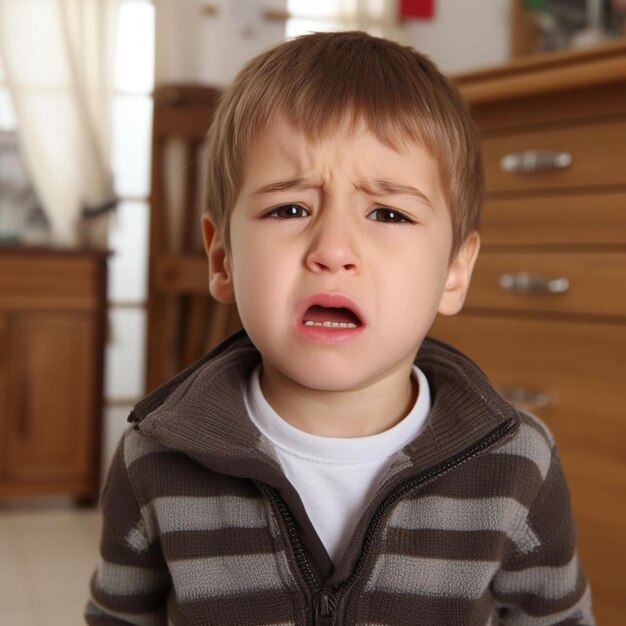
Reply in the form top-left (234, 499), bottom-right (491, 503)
top-left (0, 0), bottom-right (119, 247)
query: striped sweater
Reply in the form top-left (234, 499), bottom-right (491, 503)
top-left (86, 332), bottom-right (594, 625)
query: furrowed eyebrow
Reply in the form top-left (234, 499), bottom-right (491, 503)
top-left (252, 177), bottom-right (321, 196)
top-left (251, 176), bottom-right (433, 209)
top-left (360, 179), bottom-right (434, 209)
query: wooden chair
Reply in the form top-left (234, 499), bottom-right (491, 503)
top-left (146, 84), bottom-right (241, 392)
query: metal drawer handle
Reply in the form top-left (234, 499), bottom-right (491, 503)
top-left (499, 272), bottom-right (570, 295)
top-left (500, 150), bottom-right (572, 173)
top-left (499, 386), bottom-right (551, 409)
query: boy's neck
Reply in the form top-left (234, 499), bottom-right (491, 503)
top-left (258, 362), bottom-right (418, 438)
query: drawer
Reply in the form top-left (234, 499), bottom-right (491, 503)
top-left (465, 251), bottom-right (626, 318)
top-left (429, 315), bottom-right (626, 461)
top-left (481, 191), bottom-right (626, 246)
top-left (482, 118), bottom-right (626, 194)
top-left (428, 315), bottom-right (626, 618)
top-left (0, 254), bottom-right (103, 311)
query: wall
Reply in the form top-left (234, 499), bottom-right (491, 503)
top-left (155, 0), bottom-right (287, 86)
top-left (154, 0), bottom-right (513, 85)
top-left (404, 0), bottom-right (513, 74)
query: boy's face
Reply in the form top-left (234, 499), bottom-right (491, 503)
top-left (203, 116), bottom-right (479, 397)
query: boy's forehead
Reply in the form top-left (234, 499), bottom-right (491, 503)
top-left (256, 109), bottom-right (429, 152)
top-left (247, 114), bottom-right (429, 170)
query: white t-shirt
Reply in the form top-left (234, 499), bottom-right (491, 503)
top-left (243, 366), bottom-right (431, 564)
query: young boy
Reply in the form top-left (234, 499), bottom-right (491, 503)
top-left (87, 32), bottom-right (593, 625)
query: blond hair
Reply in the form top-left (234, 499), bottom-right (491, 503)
top-left (204, 31), bottom-right (482, 258)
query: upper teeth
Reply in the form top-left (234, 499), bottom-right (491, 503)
top-left (304, 321), bottom-right (358, 328)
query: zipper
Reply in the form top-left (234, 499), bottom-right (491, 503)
top-left (262, 417), bottom-right (517, 625)
top-left (262, 485), bottom-right (338, 624)
top-left (313, 590), bottom-right (337, 626)
top-left (263, 485), bottom-right (321, 594)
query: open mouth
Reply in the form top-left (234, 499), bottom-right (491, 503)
top-left (302, 304), bottom-right (363, 329)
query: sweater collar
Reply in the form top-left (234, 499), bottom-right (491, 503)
top-left (130, 330), bottom-right (519, 486)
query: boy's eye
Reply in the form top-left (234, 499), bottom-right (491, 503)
top-left (367, 208), bottom-right (413, 224)
top-left (266, 204), bottom-right (309, 219)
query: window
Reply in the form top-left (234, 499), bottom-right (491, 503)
top-left (286, 0), bottom-right (395, 39)
top-left (286, 0), bottom-right (345, 38)
top-left (0, 58), bottom-right (17, 131)
top-left (0, 57), bottom-right (42, 244)
top-left (104, 0), bottom-right (155, 459)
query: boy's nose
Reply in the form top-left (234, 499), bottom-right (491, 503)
top-left (305, 212), bottom-right (360, 274)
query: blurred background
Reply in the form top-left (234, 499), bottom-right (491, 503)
top-left (0, 1), bottom-right (624, 624)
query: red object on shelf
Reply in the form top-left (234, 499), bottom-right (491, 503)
top-left (400, 0), bottom-right (435, 19)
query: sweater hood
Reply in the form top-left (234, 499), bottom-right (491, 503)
top-left (129, 331), bottom-right (519, 489)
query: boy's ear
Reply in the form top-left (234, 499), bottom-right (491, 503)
top-left (438, 232), bottom-right (480, 316)
top-left (201, 215), bottom-right (236, 304)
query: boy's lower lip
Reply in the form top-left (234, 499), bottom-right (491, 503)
top-left (296, 320), bottom-right (365, 343)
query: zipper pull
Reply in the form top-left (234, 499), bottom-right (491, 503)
top-left (314, 591), bottom-right (336, 626)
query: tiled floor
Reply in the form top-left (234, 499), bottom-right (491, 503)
top-left (0, 500), bottom-right (101, 626)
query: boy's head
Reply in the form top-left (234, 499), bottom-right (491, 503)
top-left (203, 30), bottom-right (483, 260)
top-left (201, 31), bottom-right (483, 411)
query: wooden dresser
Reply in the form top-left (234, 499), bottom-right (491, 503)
top-left (0, 247), bottom-right (107, 503)
top-left (430, 42), bottom-right (626, 624)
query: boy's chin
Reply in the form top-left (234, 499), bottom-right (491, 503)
top-left (265, 362), bottom-right (407, 396)
top-left (262, 362), bottom-right (361, 394)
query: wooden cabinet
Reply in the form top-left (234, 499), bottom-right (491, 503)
top-left (431, 42), bottom-right (626, 625)
top-left (0, 248), bottom-right (107, 502)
